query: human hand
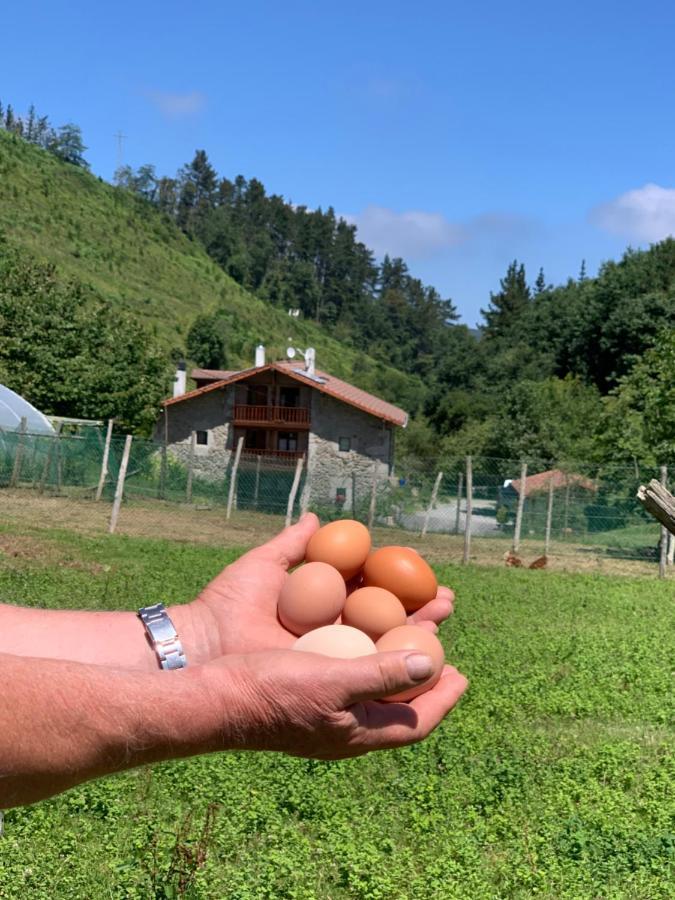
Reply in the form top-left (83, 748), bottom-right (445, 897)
top-left (195, 647), bottom-right (468, 760)
top-left (190, 513), bottom-right (455, 660)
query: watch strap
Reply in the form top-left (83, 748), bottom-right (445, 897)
top-left (138, 603), bottom-right (187, 670)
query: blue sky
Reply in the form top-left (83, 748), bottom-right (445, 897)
top-left (3, 0), bottom-right (675, 324)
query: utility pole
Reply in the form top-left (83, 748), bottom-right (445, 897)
top-left (113, 131), bottom-right (128, 173)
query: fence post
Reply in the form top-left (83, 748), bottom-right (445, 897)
top-left (186, 430), bottom-right (196, 503)
top-left (668, 531), bottom-right (675, 567)
top-left (513, 461), bottom-right (528, 553)
top-left (659, 465), bottom-right (668, 579)
top-left (563, 476), bottom-right (570, 535)
top-left (95, 418), bottom-right (114, 501)
top-left (367, 468), bottom-right (378, 530)
top-left (422, 471), bottom-right (443, 537)
top-left (9, 417), bottom-right (27, 488)
top-left (226, 436), bottom-right (244, 520)
top-left (39, 423), bottom-right (61, 494)
top-left (544, 473), bottom-right (554, 557)
top-left (462, 456), bottom-right (473, 564)
top-left (109, 434), bottom-right (133, 535)
top-left (158, 410), bottom-right (168, 500)
top-left (285, 455), bottom-right (305, 527)
top-left (454, 472), bottom-right (463, 535)
top-left (351, 472), bottom-right (357, 518)
top-left (253, 453), bottom-right (262, 509)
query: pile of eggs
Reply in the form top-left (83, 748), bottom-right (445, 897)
top-left (279, 519), bottom-right (445, 701)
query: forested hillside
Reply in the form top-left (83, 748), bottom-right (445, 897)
top-left (3, 100), bottom-right (675, 465)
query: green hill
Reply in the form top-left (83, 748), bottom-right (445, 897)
top-left (0, 130), bottom-right (423, 410)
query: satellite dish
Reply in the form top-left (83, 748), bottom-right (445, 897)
top-left (286, 347), bottom-right (296, 359)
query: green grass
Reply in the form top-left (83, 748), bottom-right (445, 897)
top-left (0, 131), bottom-right (423, 408)
top-left (0, 528), bottom-right (673, 899)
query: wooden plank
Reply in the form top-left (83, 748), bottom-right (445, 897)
top-left (513, 461), bottom-right (528, 552)
top-left (285, 455), bottom-right (305, 527)
top-left (226, 436), bottom-right (244, 520)
top-left (95, 418), bottom-right (114, 501)
top-left (462, 456), bottom-right (473, 564)
top-left (9, 417), bottom-right (27, 488)
top-left (108, 434), bottom-right (133, 534)
top-left (637, 478), bottom-right (675, 536)
top-left (422, 471), bottom-right (443, 537)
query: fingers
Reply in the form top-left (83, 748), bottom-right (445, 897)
top-left (407, 588), bottom-right (454, 626)
top-left (338, 650), bottom-right (436, 705)
top-left (254, 512), bottom-right (320, 569)
top-left (354, 666), bottom-right (468, 750)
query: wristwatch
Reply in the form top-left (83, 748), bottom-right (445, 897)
top-left (137, 603), bottom-right (187, 670)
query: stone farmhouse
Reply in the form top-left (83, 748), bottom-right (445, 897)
top-left (159, 348), bottom-right (408, 510)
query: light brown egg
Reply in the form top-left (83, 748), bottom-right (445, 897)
top-left (278, 562), bottom-right (347, 636)
top-left (363, 546), bottom-right (437, 612)
top-left (341, 586), bottom-right (407, 641)
top-left (376, 625), bottom-right (445, 701)
top-left (292, 624), bottom-right (377, 658)
top-left (305, 519), bottom-right (371, 580)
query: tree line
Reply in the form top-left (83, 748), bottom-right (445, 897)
top-left (0, 99), bottom-right (88, 168)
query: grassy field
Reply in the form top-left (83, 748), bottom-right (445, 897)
top-left (0, 524), bottom-right (673, 899)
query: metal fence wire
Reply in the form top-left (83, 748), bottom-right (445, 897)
top-left (0, 425), bottom-right (669, 575)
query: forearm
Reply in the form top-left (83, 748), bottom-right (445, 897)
top-left (0, 600), bottom-right (220, 671)
top-left (0, 652), bottom-right (225, 808)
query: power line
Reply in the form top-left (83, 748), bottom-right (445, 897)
top-left (113, 130), bottom-right (128, 172)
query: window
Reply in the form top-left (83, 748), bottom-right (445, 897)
top-left (279, 387), bottom-right (300, 408)
top-left (335, 487), bottom-right (347, 507)
top-left (338, 436), bottom-right (351, 452)
top-left (196, 430), bottom-right (208, 445)
top-left (278, 432), bottom-right (298, 452)
top-left (247, 385), bottom-right (268, 405)
top-left (244, 429), bottom-right (267, 450)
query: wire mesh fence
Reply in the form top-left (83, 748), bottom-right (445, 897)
top-left (0, 424), bottom-right (669, 577)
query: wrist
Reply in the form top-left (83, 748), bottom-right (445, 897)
top-left (158, 600), bottom-right (222, 668)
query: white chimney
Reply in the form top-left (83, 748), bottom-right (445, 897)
top-left (173, 360), bottom-right (187, 398)
top-left (305, 347), bottom-right (316, 376)
top-left (255, 344), bottom-right (266, 367)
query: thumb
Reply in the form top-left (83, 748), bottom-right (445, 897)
top-left (338, 651), bottom-right (435, 704)
top-left (256, 512), bottom-right (320, 569)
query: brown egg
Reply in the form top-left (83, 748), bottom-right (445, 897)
top-left (342, 586), bottom-right (407, 641)
top-left (305, 519), bottom-right (371, 579)
top-left (363, 546), bottom-right (437, 612)
top-left (278, 562), bottom-right (347, 636)
top-left (292, 624), bottom-right (377, 658)
top-left (376, 625), bottom-right (445, 701)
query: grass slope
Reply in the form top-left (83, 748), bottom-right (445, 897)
top-left (0, 131), bottom-right (423, 406)
top-left (0, 526), bottom-right (672, 899)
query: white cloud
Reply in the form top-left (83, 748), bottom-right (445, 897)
top-left (342, 206), bottom-right (465, 260)
top-left (591, 183), bottom-right (675, 242)
top-left (144, 89), bottom-right (206, 119)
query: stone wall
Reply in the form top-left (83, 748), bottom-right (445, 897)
top-left (159, 386), bottom-right (234, 482)
top-left (305, 392), bottom-right (394, 510)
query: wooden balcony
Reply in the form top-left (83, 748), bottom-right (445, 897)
top-left (241, 448), bottom-right (304, 464)
top-left (233, 405), bottom-right (310, 428)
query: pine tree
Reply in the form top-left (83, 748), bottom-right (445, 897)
top-left (4, 105), bottom-right (15, 131)
top-left (534, 267), bottom-right (547, 294)
top-left (579, 259), bottom-right (587, 282)
top-left (481, 260), bottom-right (531, 340)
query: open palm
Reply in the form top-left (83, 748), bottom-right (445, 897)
top-left (195, 513), bottom-right (455, 658)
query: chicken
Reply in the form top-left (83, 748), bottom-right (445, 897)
top-left (504, 550), bottom-right (523, 567)
top-left (528, 555), bottom-right (548, 570)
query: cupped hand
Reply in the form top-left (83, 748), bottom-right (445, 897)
top-left (201, 647), bottom-right (468, 760)
top-left (192, 513), bottom-right (455, 659)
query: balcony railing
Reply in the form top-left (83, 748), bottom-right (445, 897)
top-left (233, 405), bottom-right (310, 427)
top-left (241, 448), bottom-right (304, 461)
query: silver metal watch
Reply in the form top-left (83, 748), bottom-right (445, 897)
top-left (137, 603), bottom-right (187, 670)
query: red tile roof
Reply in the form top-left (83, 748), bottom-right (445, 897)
top-left (191, 367), bottom-right (238, 381)
top-left (164, 362), bottom-right (408, 426)
top-left (510, 468), bottom-right (597, 497)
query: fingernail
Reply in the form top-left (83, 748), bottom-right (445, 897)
top-left (406, 653), bottom-right (433, 681)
